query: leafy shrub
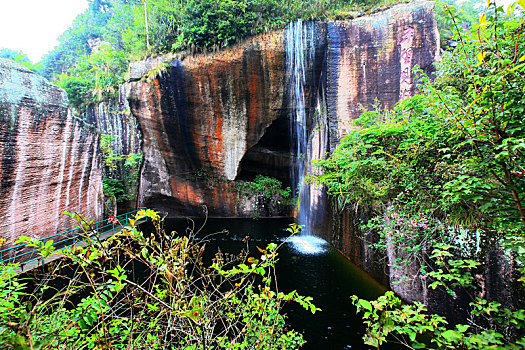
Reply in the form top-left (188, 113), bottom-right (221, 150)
top-left (236, 175), bottom-right (291, 200)
top-left (53, 74), bottom-right (93, 109)
top-left (100, 134), bottom-right (143, 204)
top-left (311, 1), bottom-right (525, 348)
top-left (103, 177), bottom-right (132, 202)
top-left (0, 210), bottom-right (318, 349)
top-left (179, 0), bottom-right (259, 49)
top-left (351, 243), bottom-right (525, 349)
top-left (0, 49), bottom-right (40, 72)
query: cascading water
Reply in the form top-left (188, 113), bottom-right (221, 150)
top-left (286, 19), bottom-right (312, 227)
top-left (285, 20), bottom-right (327, 254)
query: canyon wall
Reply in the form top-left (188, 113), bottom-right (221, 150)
top-left (325, 1), bottom-right (439, 147)
top-left (127, 1), bottom-right (438, 219)
top-left (127, 31), bottom-right (298, 216)
top-left (310, 3), bottom-right (524, 315)
top-left (0, 59), bottom-right (104, 250)
top-left (317, 0), bottom-right (441, 296)
top-left (80, 85), bottom-right (143, 213)
top-left (82, 86), bottom-right (141, 164)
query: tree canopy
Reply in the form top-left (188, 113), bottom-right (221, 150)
top-left (29, 0), bottom-right (380, 107)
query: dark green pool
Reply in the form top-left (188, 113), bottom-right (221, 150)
top-left (160, 217), bottom-right (397, 350)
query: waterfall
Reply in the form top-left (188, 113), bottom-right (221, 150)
top-left (285, 20), bottom-right (316, 234)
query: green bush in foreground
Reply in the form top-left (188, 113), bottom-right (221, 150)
top-left (0, 209), bottom-right (318, 349)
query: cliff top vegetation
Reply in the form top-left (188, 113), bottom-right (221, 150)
top-left (1, 0), bottom-right (483, 110)
top-left (5, 0), bottom-right (439, 109)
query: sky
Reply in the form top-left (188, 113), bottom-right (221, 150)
top-left (0, 0), bottom-right (90, 62)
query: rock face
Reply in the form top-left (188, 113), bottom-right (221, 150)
top-left (325, 1), bottom-right (439, 147)
top-left (0, 59), bottom-right (104, 249)
top-left (128, 1), bottom-right (439, 218)
top-left (82, 86), bottom-right (141, 164)
top-left (326, 204), bottom-right (525, 323)
top-left (316, 0), bottom-right (440, 298)
top-left (81, 85), bottom-right (142, 213)
top-left (128, 31), bottom-right (292, 216)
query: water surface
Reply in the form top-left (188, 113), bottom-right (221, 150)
top-left (161, 217), bottom-right (399, 349)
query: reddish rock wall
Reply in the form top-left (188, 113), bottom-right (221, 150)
top-left (127, 31), bottom-right (290, 216)
top-left (126, 1), bottom-right (439, 219)
top-left (0, 59), bottom-right (104, 249)
top-left (319, 1), bottom-right (441, 301)
top-left (317, 2), bottom-right (524, 318)
top-left (325, 1), bottom-right (439, 148)
top-left (81, 85), bottom-right (143, 213)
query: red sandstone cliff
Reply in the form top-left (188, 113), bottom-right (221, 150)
top-left (325, 1), bottom-right (439, 147)
top-left (0, 59), bottom-right (104, 249)
top-left (127, 31), bottom-right (290, 216)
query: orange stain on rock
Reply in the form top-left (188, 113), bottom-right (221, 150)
top-left (246, 68), bottom-right (261, 145)
top-left (130, 30), bottom-right (288, 216)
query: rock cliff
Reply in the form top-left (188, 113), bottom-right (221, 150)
top-left (0, 59), bottom-right (104, 249)
top-left (127, 31), bottom-right (293, 216)
top-left (317, 0), bottom-right (441, 298)
top-left (127, 1), bottom-right (439, 218)
top-left (325, 1), bottom-right (439, 147)
top-left (80, 85), bottom-right (142, 213)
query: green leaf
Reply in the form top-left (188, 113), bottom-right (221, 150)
top-left (456, 324), bottom-right (469, 333)
top-left (441, 329), bottom-right (461, 342)
top-left (358, 299), bottom-right (373, 312)
top-left (78, 318), bottom-right (89, 331)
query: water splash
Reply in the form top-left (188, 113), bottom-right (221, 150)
top-left (288, 235), bottom-right (328, 254)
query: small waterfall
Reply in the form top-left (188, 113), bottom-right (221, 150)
top-left (285, 20), bottom-right (317, 235)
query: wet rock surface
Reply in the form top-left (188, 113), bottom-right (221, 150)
top-left (128, 1), bottom-right (439, 218)
top-left (128, 31), bottom-right (291, 216)
top-left (325, 1), bottom-right (439, 148)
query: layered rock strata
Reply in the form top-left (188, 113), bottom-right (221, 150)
top-left (325, 0), bottom-right (439, 147)
top-left (81, 85), bottom-right (142, 212)
top-left (128, 31), bottom-right (293, 216)
top-left (0, 59), bottom-right (104, 249)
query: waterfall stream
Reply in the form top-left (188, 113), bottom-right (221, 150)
top-left (285, 20), bottom-right (316, 235)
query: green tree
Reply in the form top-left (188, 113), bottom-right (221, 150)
top-left (0, 49), bottom-right (30, 64)
top-left (0, 49), bottom-right (39, 71)
top-left (55, 45), bottom-right (127, 109)
top-left (178, 0), bottom-right (258, 49)
top-left (435, 0), bottom-right (482, 50)
top-left (312, 0), bottom-right (525, 348)
top-left (0, 210), bottom-right (317, 349)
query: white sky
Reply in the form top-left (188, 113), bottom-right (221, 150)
top-left (0, 0), bottom-right (89, 62)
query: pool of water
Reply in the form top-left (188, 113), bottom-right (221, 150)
top-left (160, 217), bottom-right (399, 350)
